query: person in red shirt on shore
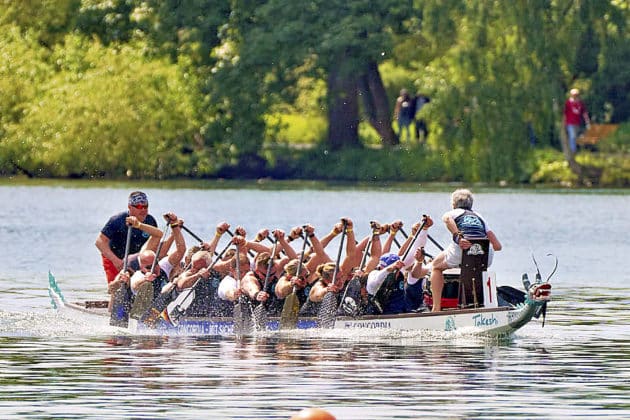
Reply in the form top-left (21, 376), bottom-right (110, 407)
top-left (563, 88), bottom-right (591, 155)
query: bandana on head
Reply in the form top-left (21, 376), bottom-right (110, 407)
top-left (128, 191), bottom-right (148, 206)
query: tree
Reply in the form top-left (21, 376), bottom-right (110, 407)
top-left (1, 36), bottom-right (198, 178)
top-left (213, 0), bottom-right (407, 154)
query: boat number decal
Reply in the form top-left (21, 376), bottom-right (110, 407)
top-left (343, 321), bottom-right (391, 329)
top-left (472, 313), bottom-right (498, 327)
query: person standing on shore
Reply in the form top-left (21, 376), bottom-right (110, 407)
top-left (563, 88), bottom-right (590, 155)
top-left (95, 191), bottom-right (162, 285)
top-left (394, 89), bottom-right (414, 143)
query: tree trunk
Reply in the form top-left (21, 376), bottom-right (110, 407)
top-left (358, 61), bottom-right (398, 146)
top-left (327, 57), bottom-right (360, 150)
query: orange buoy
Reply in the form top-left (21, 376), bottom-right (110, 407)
top-left (290, 407), bottom-right (336, 420)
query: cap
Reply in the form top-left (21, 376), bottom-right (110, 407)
top-left (128, 191), bottom-right (148, 206)
top-left (379, 252), bottom-right (400, 268)
top-left (570, 88), bottom-right (580, 96)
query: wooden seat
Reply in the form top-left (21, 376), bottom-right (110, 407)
top-left (459, 238), bottom-right (489, 308)
top-left (577, 124), bottom-right (619, 146)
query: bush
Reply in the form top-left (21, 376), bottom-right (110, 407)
top-left (285, 145), bottom-right (448, 182)
top-left (597, 122), bottom-right (630, 154)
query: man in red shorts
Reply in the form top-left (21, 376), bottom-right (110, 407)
top-left (95, 191), bottom-right (161, 285)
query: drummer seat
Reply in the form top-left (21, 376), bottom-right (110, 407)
top-left (422, 238), bottom-right (490, 310)
top-left (459, 238), bottom-right (489, 308)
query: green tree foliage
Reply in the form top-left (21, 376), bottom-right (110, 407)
top-left (0, 0), bottom-right (76, 46)
top-left (0, 0), bottom-right (628, 184)
top-left (0, 24), bottom-right (52, 129)
top-left (212, 0), bottom-right (407, 155)
top-left (1, 35), bottom-right (198, 178)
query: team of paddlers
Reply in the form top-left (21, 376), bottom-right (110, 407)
top-left (97, 189), bottom-right (501, 327)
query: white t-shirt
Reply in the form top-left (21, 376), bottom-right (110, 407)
top-left (218, 275), bottom-right (238, 301)
top-left (130, 256), bottom-right (174, 293)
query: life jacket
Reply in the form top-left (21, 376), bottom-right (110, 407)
top-left (296, 281), bottom-right (312, 308)
top-left (372, 271), bottom-right (406, 315)
top-left (254, 270), bottom-right (285, 316)
top-left (187, 271), bottom-right (233, 317)
top-left (151, 270), bottom-right (169, 300)
top-left (299, 280), bottom-right (324, 316)
top-left (338, 275), bottom-right (369, 317)
top-left (454, 209), bottom-right (487, 239)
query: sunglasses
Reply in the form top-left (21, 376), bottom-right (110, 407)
top-left (131, 204), bottom-right (149, 210)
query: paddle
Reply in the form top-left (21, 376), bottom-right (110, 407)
top-left (226, 228), bottom-right (256, 258)
top-left (180, 224), bottom-right (227, 257)
top-left (253, 237), bottom-right (279, 331)
top-left (130, 218), bottom-right (171, 319)
top-left (279, 226), bottom-right (310, 330)
top-left (317, 220), bottom-right (347, 328)
top-left (371, 218), bottom-right (428, 315)
top-left (338, 225), bottom-right (374, 317)
top-left (140, 234), bottom-right (231, 328)
top-left (181, 224), bottom-right (203, 243)
top-left (399, 224), bottom-right (435, 259)
top-left (400, 218), bottom-right (427, 262)
top-left (110, 225), bottom-right (133, 327)
top-left (163, 240), bottom-right (234, 326)
top-left (233, 243), bottom-right (253, 336)
top-left (402, 226), bottom-right (444, 252)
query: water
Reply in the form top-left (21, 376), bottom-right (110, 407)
top-left (0, 183), bottom-right (629, 419)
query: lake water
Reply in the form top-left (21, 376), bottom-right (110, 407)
top-left (0, 182), bottom-right (629, 419)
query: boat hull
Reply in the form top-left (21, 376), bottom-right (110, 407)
top-left (124, 303), bottom-right (536, 337)
top-left (49, 272), bottom-right (547, 338)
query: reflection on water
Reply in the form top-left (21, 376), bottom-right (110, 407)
top-left (1, 288), bottom-right (629, 419)
top-left (0, 186), bottom-right (629, 418)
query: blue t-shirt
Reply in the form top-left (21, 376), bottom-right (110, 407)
top-left (101, 211), bottom-right (158, 259)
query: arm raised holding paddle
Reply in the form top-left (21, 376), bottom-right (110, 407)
top-left (197, 221), bottom-right (230, 256)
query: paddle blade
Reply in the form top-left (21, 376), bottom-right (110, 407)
top-left (253, 303), bottom-right (268, 332)
top-left (233, 298), bottom-right (253, 336)
top-left (279, 292), bottom-right (300, 330)
top-left (317, 291), bottom-right (337, 329)
top-left (139, 287), bottom-right (177, 328)
top-left (129, 282), bottom-right (153, 320)
top-left (338, 277), bottom-right (362, 317)
top-left (166, 288), bottom-right (196, 327)
top-left (110, 284), bottom-right (131, 327)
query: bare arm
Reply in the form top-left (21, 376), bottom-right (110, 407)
top-left (309, 281), bottom-right (328, 302)
top-left (175, 268), bottom-right (208, 291)
top-left (364, 232), bottom-right (382, 273)
top-left (125, 216), bottom-right (163, 252)
top-left (241, 273), bottom-right (262, 300)
top-left (95, 233), bottom-right (123, 269)
top-left (319, 222), bottom-right (343, 249)
top-left (276, 230), bottom-right (297, 260)
top-left (487, 230), bottom-right (502, 251)
top-left (202, 222), bottom-right (230, 255)
top-left (167, 224), bottom-right (186, 267)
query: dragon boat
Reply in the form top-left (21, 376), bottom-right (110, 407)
top-left (48, 263), bottom-right (552, 338)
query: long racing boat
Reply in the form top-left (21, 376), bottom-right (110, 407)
top-left (48, 269), bottom-right (552, 338)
